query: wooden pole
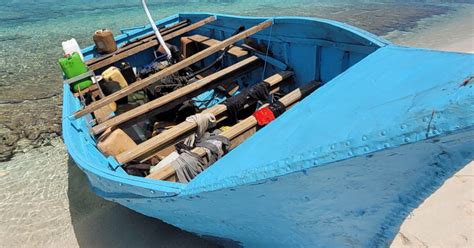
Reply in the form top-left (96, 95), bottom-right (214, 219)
top-left (88, 16), bottom-right (216, 71)
top-left (146, 81), bottom-right (320, 181)
top-left (86, 20), bottom-right (189, 67)
top-left (115, 71), bottom-right (293, 164)
top-left (73, 19), bottom-right (273, 119)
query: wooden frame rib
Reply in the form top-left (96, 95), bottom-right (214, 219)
top-left (115, 71), bottom-right (293, 164)
top-left (73, 19), bottom-right (273, 119)
top-left (92, 56), bottom-right (261, 135)
top-left (146, 81), bottom-right (320, 181)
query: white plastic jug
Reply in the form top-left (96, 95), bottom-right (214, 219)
top-left (62, 38), bottom-right (83, 61)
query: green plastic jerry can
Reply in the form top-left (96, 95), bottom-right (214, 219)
top-left (59, 52), bottom-right (92, 92)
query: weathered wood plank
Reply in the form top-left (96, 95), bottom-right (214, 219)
top-left (73, 19), bottom-right (273, 119)
top-left (88, 16), bottom-right (216, 71)
top-left (115, 71), bottom-right (292, 164)
top-left (146, 81), bottom-right (320, 181)
top-left (188, 34), bottom-right (248, 58)
top-left (92, 56), bottom-right (261, 135)
top-left (86, 20), bottom-right (189, 67)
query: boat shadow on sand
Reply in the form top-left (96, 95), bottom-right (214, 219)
top-left (67, 158), bottom-right (219, 248)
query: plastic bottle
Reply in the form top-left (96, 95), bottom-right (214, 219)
top-left (102, 66), bottom-right (128, 104)
top-left (119, 62), bottom-right (137, 84)
top-left (102, 66), bottom-right (128, 88)
top-left (62, 38), bottom-right (84, 61)
top-left (93, 29), bottom-right (117, 54)
top-left (58, 52), bottom-right (92, 92)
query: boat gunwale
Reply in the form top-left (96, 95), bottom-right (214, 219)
top-left (63, 12), bottom-right (395, 197)
top-left (176, 12), bottom-right (391, 48)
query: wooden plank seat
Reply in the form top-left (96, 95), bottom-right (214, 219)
top-left (73, 19), bottom-right (273, 119)
top-left (87, 16), bottom-right (217, 71)
top-left (187, 34), bottom-right (249, 58)
top-left (146, 81), bottom-right (320, 181)
top-left (91, 56), bottom-right (262, 135)
top-left (121, 20), bottom-right (189, 48)
top-left (114, 71), bottom-right (294, 164)
top-left (86, 20), bottom-right (190, 67)
top-left (91, 38), bottom-right (257, 135)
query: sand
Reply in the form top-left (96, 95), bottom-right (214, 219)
top-left (385, 6), bottom-right (474, 54)
top-left (0, 141), bottom-right (218, 248)
top-left (0, 6), bottom-right (473, 248)
top-left (388, 7), bottom-right (474, 247)
top-left (390, 162), bottom-right (474, 248)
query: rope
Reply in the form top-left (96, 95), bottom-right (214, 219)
top-left (261, 19), bottom-right (274, 80)
top-left (183, 113), bottom-right (217, 147)
top-left (172, 130), bottom-right (230, 183)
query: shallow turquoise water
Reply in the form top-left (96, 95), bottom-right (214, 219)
top-left (0, 0), bottom-right (472, 101)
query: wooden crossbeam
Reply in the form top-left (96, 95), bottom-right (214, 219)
top-left (146, 81), bottom-right (320, 181)
top-left (91, 56), bottom-right (261, 135)
top-left (88, 16), bottom-right (216, 71)
top-left (73, 19), bottom-right (273, 119)
top-left (115, 71), bottom-right (292, 164)
top-left (86, 20), bottom-right (189, 67)
top-left (188, 34), bottom-right (248, 58)
top-left (122, 20), bottom-right (189, 47)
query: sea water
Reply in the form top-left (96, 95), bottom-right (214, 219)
top-left (0, 0), bottom-right (472, 102)
top-left (0, 0), bottom-right (473, 247)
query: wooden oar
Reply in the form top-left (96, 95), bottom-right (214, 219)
top-left (147, 81), bottom-right (320, 181)
top-left (88, 16), bottom-right (216, 71)
top-left (91, 57), bottom-right (260, 135)
top-left (73, 19), bottom-right (273, 119)
top-left (115, 71), bottom-right (293, 164)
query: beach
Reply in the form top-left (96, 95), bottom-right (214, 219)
top-left (0, 1), bottom-right (473, 247)
top-left (388, 6), bottom-right (474, 247)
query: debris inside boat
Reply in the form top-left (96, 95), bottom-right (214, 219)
top-left (60, 15), bottom-right (324, 183)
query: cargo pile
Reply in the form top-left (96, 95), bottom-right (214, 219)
top-left (59, 18), bottom-right (320, 183)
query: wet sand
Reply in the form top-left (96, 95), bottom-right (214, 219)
top-left (1, 6), bottom-right (473, 248)
top-left (388, 6), bottom-right (474, 248)
top-left (0, 141), bottom-right (218, 248)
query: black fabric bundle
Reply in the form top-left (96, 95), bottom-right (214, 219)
top-left (224, 81), bottom-right (271, 124)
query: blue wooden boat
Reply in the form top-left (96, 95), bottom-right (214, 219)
top-left (62, 12), bottom-right (474, 247)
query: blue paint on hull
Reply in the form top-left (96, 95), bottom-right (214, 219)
top-left (62, 13), bottom-right (474, 247)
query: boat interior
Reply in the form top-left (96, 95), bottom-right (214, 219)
top-left (63, 13), bottom-right (387, 184)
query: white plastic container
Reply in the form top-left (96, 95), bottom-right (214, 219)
top-left (62, 38), bottom-right (83, 61)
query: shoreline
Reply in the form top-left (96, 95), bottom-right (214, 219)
top-left (384, 5), bottom-right (474, 53)
top-left (388, 6), bottom-right (474, 247)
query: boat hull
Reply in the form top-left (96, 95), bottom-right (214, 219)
top-left (103, 129), bottom-right (474, 247)
top-left (62, 13), bottom-right (474, 247)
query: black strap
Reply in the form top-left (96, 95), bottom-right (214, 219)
top-left (269, 100), bottom-right (286, 118)
top-left (224, 81), bottom-right (271, 124)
